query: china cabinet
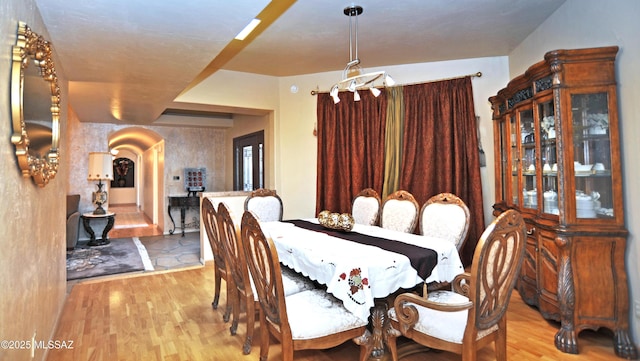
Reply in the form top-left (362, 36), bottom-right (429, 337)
top-left (489, 46), bottom-right (636, 359)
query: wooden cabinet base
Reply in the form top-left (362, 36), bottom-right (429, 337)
top-left (553, 235), bottom-right (637, 359)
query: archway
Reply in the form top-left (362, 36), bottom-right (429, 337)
top-left (108, 127), bottom-right (165, 230)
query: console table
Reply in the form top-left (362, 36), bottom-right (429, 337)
top-left (81, 212), bottom-right (115, 246)
top-left (168, 196), bottom-right (200, 237)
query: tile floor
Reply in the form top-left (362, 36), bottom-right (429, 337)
top-left (73, 204), bottom-right (203, 279)
top-left (138, 231), bottom-right (202, 271)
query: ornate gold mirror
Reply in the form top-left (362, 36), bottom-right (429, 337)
top-left (10, 21), bottom-right (61, 187)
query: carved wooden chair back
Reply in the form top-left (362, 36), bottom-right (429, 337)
top-left (419, 192), bottom-right (471, 251)
top-left (244, 188), bottom-right (283, 222)
top-left (388, 209), bottom-right (526, 361)
top-left (240, 211), bottom-right (369, 361)
top-left (351, 188), bottom-right (382, 226)
top-left (380, 190), bottom-right (420, 233)
top-left (201, 197), bottom-right (231, 321)
top-left (217, 202), bottom-right (257, 355)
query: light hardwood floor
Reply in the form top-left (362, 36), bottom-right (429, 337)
top-left (47, 263), bottom-right (620, 361)
top-left (109, 203), bottom-right (164, 238)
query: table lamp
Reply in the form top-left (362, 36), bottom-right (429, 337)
top-left (88, 152), bottom-right (114, 215)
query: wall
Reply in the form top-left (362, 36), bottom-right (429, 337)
top-left (142, 146), bottom-right (155, 224)
top-left (0, 1), bottom-right (68, 360)
top-left (508, 0), bottom-right (640, 347)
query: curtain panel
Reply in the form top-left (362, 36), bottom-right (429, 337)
top-left (399, 77), bottom-right (484, 265)
top-left (316, 91), bottom-right (387, 213)
top-left (316, 76), bottom-right (484, 266)
top-left (382, 87), bottom-right (404, 199)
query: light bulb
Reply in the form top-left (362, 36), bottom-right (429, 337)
top-left (353, 90), bottom-right (360, 101)
top-left (348, 80), bottom-right (357, 92)
top-left (385, 74), bottom-right (395, 86)
top-left (369, 87), bottom-right (381, 97)
top-left (330, 85), bottom-right (339, 97)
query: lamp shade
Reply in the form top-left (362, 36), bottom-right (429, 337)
top-left (88, 152), bottom-right (114, 180)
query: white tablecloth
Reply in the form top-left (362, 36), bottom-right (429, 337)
top-left (260, 219), bottom-right (464, 321)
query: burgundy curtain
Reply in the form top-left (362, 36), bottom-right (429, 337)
top-left (316, 90), bottom-right (387, 214)
top-left (399, 77), bottom-right (484, 265)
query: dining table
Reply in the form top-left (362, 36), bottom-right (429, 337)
top-left (259, 218), bottom-right (465, 358)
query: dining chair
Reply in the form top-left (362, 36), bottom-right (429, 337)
top-left (386, 209), bottom-right (526, 361)
top-left (419, 192), bottom-right (471, 251)
top-left (240, 210), bottom-right (370, 361)
top-left (217, 203), bottom-right (316, 355)
top-left (244, 188), bottom-right (283, 222)
top-left (380, 190), bottom-right (420, 233)
top-left (201, 197), bottom-right (231, 322)
top-left (217, 202), bottom-right (257, 354)
top-left (351, 188), bottom-right (382, 226)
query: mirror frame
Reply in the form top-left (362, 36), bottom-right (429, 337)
top-left (10, 21), bottom-right (61, 187)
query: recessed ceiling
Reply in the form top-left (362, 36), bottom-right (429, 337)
top-left (34, 0), bottom-right (566, 127)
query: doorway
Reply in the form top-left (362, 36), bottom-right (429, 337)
top-left (233, 130), bottom-right (264, 191)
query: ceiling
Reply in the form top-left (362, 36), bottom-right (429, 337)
top-left (34, 0), bottom-right (566, 127)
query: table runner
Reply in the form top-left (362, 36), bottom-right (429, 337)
top-left (285, 219), bottom-right (437, 279)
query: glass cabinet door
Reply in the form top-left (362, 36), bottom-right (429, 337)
top-left (519, 108), bottom-right (536, 210)
top-left (571, 92), bottom-right (613, 219)
top-left (509, 115), bottom-right (519, 206)
top-left (498, 119), bottom-right (509, 204)
top-left (538, 99), bottom-right (558, 215)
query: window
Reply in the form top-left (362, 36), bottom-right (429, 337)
top-left (233, 130), bottom-right (264, 191)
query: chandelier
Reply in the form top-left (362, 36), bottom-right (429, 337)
top-left (329, 5), bottom-right (394, 104)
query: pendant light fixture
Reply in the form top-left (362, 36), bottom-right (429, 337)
top-left (329, 5), bottom-right (394, 104)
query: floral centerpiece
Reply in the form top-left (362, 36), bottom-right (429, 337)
top-left (318, 210), bottom-right (354, 231)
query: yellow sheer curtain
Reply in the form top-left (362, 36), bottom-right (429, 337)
top-left (382, 86), bottom-right (404, 199)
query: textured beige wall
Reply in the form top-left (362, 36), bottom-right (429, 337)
top-left (0, 2), bottom-right (69, 361)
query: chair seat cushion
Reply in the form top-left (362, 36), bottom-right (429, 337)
top-left (284, 289), bottom-right (368, 340)
top-left (388, 290), bottom-right (497, 344)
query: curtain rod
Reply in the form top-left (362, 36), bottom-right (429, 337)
top-left (310, 71), bottom-right (482, 95)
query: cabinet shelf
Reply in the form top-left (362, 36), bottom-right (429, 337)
top-left (516, 170), bottom-right (612, 177)
top-left (575, 170), bottom-right (611, 177)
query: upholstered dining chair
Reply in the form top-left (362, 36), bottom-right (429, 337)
top-left (244, 188), bottom-right (283, 222)
top-left (419, 192), bottom-right (471, 251)
top-left (386, 209), bottom-right (526, 361)
top-left (351, 188), bottom-right (382, 226)
top-left (217, 203), bottom-right (315, 355)
top-left (380, 190), bottom-right (420, 233)
top-left (201, 197), bottom-right (231, 322)
top-left (240, 210), bottom-right (370, 361)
